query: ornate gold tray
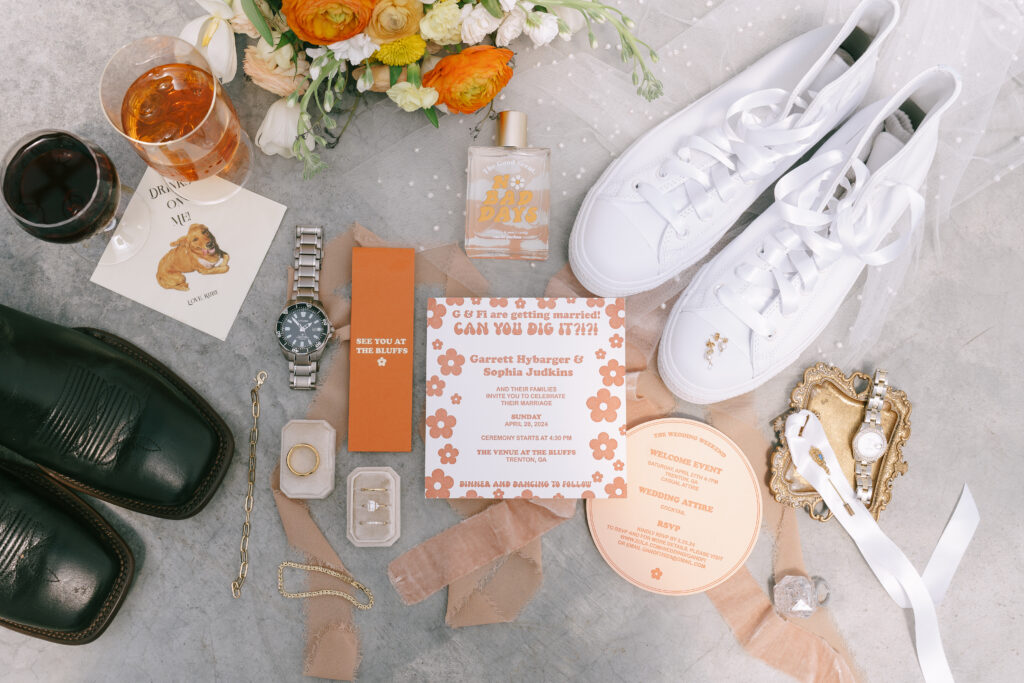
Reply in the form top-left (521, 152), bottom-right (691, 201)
top-left (770, 363), bottom-right (911, 522)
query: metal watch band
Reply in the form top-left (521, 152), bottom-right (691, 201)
top-left (291, 225), bottom-right (323, 302)
top-left (863, 369), bottom-right (888, 426)
top-left (855, 370), bottom-right (889, 504)
top-left (288, 360), bottom-right (319, 390)
top-left (289, 225), bottom-right (324, 390)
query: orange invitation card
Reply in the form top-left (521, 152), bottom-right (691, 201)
top-left (348, 247), bottom-right (415, 452)
top-left (586, 418), bottom-right (762, 594)
top-left (424, 297), bottom-right (627, 499)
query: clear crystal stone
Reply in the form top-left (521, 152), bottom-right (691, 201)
top-left (773, 575), bottom-right (818, 618)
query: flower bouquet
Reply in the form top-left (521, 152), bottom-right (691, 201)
top-left (181, 0), bottom-right (662, 177)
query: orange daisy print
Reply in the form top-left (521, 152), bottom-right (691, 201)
top-left (587, 388), bottom-right (621, 423)
top-left (599, 359), bottom-right (626, 387)
top-left (438, 348), bottom-right (465, 376)
top-left (425, 468), bottom-right (454, 498)
top-left (589, 432), bottom-right (617, 460)
top-left (604, 476), bottom-right (627, 498)
top-left (426, 408), bottom-right (456, 439)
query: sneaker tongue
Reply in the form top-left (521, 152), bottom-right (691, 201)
top-left (864, 111), bottom-right (914, 171)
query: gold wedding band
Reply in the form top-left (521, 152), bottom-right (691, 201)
top-left (286, 443), bottom-right (320, 477)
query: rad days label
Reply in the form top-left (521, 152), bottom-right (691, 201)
top-left (424, 297), bottom-right (627, 499)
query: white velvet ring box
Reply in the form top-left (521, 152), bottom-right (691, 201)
top-left (347, 467), bottom-right (400, 547)
top-left (279, 419), bottom-right (336, 499)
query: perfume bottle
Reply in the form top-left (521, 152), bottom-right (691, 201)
top-left (465, 111), bottom-right (551, 260)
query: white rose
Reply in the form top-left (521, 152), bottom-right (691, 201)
top-left (419, 0), bottom-right (463, 46)
top-left (180, 2), bottom-right (238, 83)
top-left (523, 10), bottom-right (559, 48)
top-left (496, 7), bottom-right (526, 48)
top-left (327, 34), bottom-right (379, 65)
top-left (460, 4), bottom-right (503, 46)
top-left (386, 82), bottom-right (440, 112)
top-left (551, 6), bottom-right (586, 39)
top-left (255, 99), bottom-right (311, 159)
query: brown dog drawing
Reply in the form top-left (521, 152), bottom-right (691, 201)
top-left (156, 223), bottom-right (230, 291)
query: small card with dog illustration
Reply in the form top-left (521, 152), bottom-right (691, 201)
top-left (90, 168), bottom-right (286, 340)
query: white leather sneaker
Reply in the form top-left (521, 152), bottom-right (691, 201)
top-left (658, 67), bottom-right (962, 404)
top-left (569, 0), bottom-right (899, 297)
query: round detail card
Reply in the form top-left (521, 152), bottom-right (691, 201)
top-left (586, 418), bottom-right (762, 594)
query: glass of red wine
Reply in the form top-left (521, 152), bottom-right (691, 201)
top-left (1, 129), bottom-right (148, 264)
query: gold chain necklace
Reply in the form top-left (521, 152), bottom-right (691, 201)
top-left (277, 561), bottom-right (374, 610)
top-left (231, 370), bottom-right (267, 598)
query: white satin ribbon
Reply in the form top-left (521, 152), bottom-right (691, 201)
top-left (785, 410), bottom-right (979, 683)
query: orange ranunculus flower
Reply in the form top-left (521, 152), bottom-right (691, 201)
top-left (422, 46), bottom-right (514, 115)
top-left (282, 0), bottom-right (376, 46)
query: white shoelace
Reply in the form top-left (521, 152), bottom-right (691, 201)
top-left (636, 88), bottom-right (828, 236)
top-left (716, 149), bottom-right (924, 338)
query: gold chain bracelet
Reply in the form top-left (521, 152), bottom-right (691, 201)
top-left (231, 370), bottom-right (267, 598)
top-left (277, 561), bottom-right (374, 610)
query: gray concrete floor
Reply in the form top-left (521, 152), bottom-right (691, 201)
top-left (2, 0), bottom-right (1022, 681)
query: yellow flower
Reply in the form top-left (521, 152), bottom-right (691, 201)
top-left (387, 81), bottom-right (439, 111)
top-left (375, 34), bottom-right (427, 66)
top-left (419, 0), bottom-right (462, 46)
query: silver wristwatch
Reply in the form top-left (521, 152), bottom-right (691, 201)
top-left (851, 370), bottom-right (889, 504)
top-left (275, 226), bottom-right (333, 390)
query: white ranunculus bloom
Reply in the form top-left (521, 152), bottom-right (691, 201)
top-left (496, 7), bottom-right (526, 48)
top-left (551, 6), bottom-right (586, 39)
top-left (387, 82), bottom-right (440, 112)
top-left (255, 99), bottom-right (310, 158)
top-left (460, 4), bottom-right (503, 46)
top-left (180, 1), bottom-right (238, 83)
top-left (327, 34), bottom-right (379, 65)
top-left (523, 10), bottom-right (560, 48)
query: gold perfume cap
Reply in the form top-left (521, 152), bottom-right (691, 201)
top-left (498, 110), bottom-right (528, 147)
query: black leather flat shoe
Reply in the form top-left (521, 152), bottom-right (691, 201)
top-left (0, 304), bottom-right (233, 519)
top-left (0, 459), bottom-right (134, 644)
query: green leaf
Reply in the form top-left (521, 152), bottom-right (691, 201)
top-left (407, 62), bottom-right (422, 88)
top-left (241, 0), bottom-right (274, 44)
top-left (389, 65), bottom-right (402, 87)
top-left (424, 106), bottom-right (439, 128)
top-left (480, 0), bottom-right (503, 19)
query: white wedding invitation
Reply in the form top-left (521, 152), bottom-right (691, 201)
top-left (90, 168), bottom-right (286, 340)
top-left (424, 297), bottom-right (627, 499)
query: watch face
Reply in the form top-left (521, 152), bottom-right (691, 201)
top-left (277, 302), bottom-right (330, 354)
top-left (853, 429), bottom-right (887, 462)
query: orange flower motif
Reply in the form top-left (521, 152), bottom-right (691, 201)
top-left (438, 444), bottom-right (459, 464)
top-left (595, 349), bottom-right (606, 360)
top-left (450, 393), bottom-right (462, 405)
top-left (565, 297), bottom-right (577, 304)
top-left (552, 492), bottom-right (565, 499)
top-left (590, 432), bottom-right (617, 460)
top-left (651, 568), bottom-right (663, 580)
top-left (605, 300), bottom-right (626, 329)
top-left (493, 488), bottom-right (505, 499)
top-left (618, 424), bottom-right (627, 436)
top-left (438, 348), bottom-right (465, 376)
top-left (515, 298), bottom-right (527, 309)
top-left (471, 297), bottom-right (482, 304)
top-left (427, 299), bottom-right (447, 329)
top-left (581, 490), bottom-right (596, 499)
top-left (613, 459), bottom-right (625, 471)
top-left (489, 297), bottom-right (508, 307)
top-left (426, 374), bottom-right (445, 397)
top-left (282, 0), bottom-right (375, 46)
top-left (537, 298), bottom-right (557, 309)
top-left (466, 489), bottom-right (479, 498)
top-left (425, 468), bottom-right (454, 498)
top-left (426, 408), bottom-right (456, 439)
top-left (587, 388), bottom-right (621, 422)
top-left (604, 476), bottom-right (627, 498)
top-left (586, 298), bottom-right (604, 308)
top-left (599, 359), bottom-right (626, 387)
top-left (592, 471), bottom-right (604, 483)
top-left (431, 338), bottom-right (444, 350)
top-left (423, 46), bottom-right (514, 115)
top-left (609, 333), bottom-right (624, 348)
top-left (520, 489), bottom-right (533, 499)
top-left (445, 297), bottom-right (464, 305)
